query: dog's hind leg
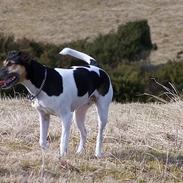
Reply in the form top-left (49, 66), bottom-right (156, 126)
top-left (95, 97), bottom-right (111, 158)
top-left (75, 104), bottom-right (91, 154)
top-left (38, 111), bottom-right (50, 150)
top-left (59, 112), bottom-right (73, 157)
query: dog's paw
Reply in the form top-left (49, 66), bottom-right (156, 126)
top-left (95, 152), bottom-right (105, 159)
top-left (59, 148), bottom-right (68, 158)
top-left (39, 141), bottom-right (49, 150)
top-left (76, 147), bottom-right (85, 155)
top-left (60, 151), bottom-right (67, 156)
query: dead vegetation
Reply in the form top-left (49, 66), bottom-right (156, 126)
top-left (0, 0), bottom-right (183, 182)
top-left (0, 99), bottom-right (183, 182)
top-left (0, 0), bottom-right (183, 64)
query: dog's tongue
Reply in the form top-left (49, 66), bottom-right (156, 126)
top-left (0, 80), bottom-right (5, 86)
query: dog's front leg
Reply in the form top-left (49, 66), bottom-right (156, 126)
top-left (38, 110), bottom-right (50, 150)
top-left (60, 112), bottom-right (73, 157)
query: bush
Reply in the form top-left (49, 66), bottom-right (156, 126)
top-left (109, 64), bottom-right (145, 102)
top-left (68, 20), bottom-right (153, 66)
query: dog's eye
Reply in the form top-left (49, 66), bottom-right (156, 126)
top-left (6, 62), bottom-right (14, 66)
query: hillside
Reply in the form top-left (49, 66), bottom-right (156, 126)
top-left (0, 1), bottom-right (183, 182)
top-left (0, 0), bottom-right (183, 64)
top-left (0, 99), bottom-right (183, 182)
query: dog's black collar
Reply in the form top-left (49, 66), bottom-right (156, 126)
top-left (27, 68), bottom-right (47, 101)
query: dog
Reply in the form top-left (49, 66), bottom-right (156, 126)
top-left (0, 48), bottom-right (113, 157)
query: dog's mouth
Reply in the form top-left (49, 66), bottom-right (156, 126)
top-left (0, 73), bottom-right (19, 89)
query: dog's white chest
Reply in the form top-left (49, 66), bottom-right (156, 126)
top-left (31, 99), bottom-right (56, 115)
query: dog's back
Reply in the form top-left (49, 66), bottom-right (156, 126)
top-left (54, 64), bottom-right (112, 111)
top-left (57, 48), bottom-right (113, 110)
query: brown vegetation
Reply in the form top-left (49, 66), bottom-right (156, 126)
top-left (0, 99), bottom-right (183, 182)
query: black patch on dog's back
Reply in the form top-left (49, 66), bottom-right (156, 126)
top-left (43, 68), bottom-right (63, 96)
top-left (73, 67), bottom-right (110, 97)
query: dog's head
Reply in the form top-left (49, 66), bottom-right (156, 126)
top-left (0, 51), bottom-right (31, 89)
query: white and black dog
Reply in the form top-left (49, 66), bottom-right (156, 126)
top-left (0, 48), bottom-right (113, 157)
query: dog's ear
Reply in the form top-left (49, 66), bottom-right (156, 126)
top-left (6, 50), bottom-right (32, 65)
top-left (18, 51), bottom-right (32, 64)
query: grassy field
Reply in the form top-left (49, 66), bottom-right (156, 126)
top-left (0, 0), bottom-right (183, 64)
top-left (0, 99), bottom-right (183, 182)
top-left (0, 0), bottom-right (183, 182)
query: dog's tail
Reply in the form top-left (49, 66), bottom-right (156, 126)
top-left (59, 48), bottom-right (97, 66)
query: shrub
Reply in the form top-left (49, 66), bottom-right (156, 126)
top-left (109, 64), bottom-right (145, 102)
top-left (69, 20), bottom-right (153, 66)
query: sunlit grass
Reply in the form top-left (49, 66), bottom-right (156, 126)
top-left (0, 99), bottom-right (183, 182)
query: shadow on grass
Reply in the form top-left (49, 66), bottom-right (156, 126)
top-left (0, 167), bottom-right (10, 176)
top-left (110, 148), bottom-right (183, 167)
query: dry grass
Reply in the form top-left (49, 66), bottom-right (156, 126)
top-left (0, 98), bottom-right (183, 182)
top-left (0, 1), bottom-right (183, 182)
top-left (0, 0), bottom-right (183, 64)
